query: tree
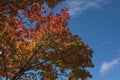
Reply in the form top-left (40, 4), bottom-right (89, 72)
top-left (0, 0), bottom-right (64, 24)
top-left (0, 0), bottom-right (94, 80)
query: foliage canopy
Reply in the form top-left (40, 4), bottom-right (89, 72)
top-left (0, 0), bottom-right (94, 80)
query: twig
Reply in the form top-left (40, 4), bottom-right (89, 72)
top-left (1, 47), bottom-right (8, 80)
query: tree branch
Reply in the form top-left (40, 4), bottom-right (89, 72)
top-left (11, 36), bottom-right (50, 80)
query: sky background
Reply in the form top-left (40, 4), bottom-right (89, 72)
top-left (53, 0), bottom-right (120, 80)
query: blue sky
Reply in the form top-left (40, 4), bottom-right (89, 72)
top-left (1, 0), bottom-right (119, 80)
top-left (54, 0), bottom-right (120, 80)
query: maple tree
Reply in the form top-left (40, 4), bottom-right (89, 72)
top-left (0, 0), bottom-right (94, 80)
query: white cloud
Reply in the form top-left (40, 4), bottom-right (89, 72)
top-left (100, 58), bottom-right (120, 74)
top-left (66, 0), bottom-right (112, 16)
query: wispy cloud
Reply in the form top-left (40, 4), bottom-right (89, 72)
top-left (100, 58), bottom-right (120, 74)
top-left (94, 41), bottom-right (111, 49)
top-left (118, 49), bottom-right (120, 53)
top-left (66, 0), bottom-right (112, 16)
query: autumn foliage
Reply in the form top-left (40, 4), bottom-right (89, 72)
top-left (0, 0), bottom-right (94, 80)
